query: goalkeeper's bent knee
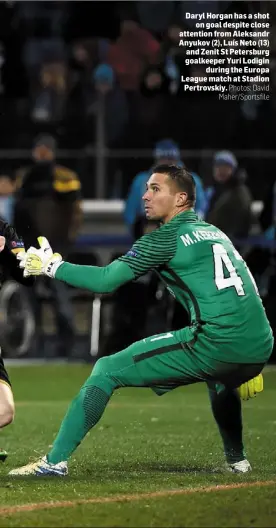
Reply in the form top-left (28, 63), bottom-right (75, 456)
top-left (86, 356), bottom-right (119, 395)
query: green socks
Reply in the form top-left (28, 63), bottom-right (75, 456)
top-left (47, 384), bottom-right (110, 464)
top-left (46, 350), bottom-right (142, 465)
top-left (47, 360), bottom-right (246, 467)
top-left (208, 385), bottom-right (245, 464)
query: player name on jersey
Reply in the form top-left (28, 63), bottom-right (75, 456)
top-left (180, 230), bottom-right (228, 246)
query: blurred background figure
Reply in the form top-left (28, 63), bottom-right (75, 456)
top-left (13, 134), bottom-right (82, 358)
top-left (0, 172), bottom-right (16, 224)
top-left (124, 139), bottom-right (206, 240)
top-left (254, 175), bottom-right (276, 339)
top-left (205, 151), bottom-right (253, 241)
top-left (107, 15), bottom-right (160, 94)
top-left (259, 177), bottom-right (276, 243)
top-left (31, 60), bottom-right (68, 125)
top-left (90, 63), bottom-right (129, 149)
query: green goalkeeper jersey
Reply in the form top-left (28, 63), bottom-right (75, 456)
top-left (56, 210), bottom-right (273, 363)
top-left (118, 210), bottom-right (273, 363)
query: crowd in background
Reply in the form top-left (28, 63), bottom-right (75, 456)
top-left (0, 1), bottom-right (275, 198)
top-left (0, 0), bottom-right (275, 359)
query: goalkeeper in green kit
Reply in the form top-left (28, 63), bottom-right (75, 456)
top-left (9, 165), bottom-right (272, 477)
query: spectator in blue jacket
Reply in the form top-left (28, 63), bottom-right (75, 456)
top-left (124, 139), bottom-right (206, 238)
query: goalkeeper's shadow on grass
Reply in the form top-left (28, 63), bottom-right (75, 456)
top-left (1, 468), bottom-right (223, 485)
top-left (83, 461), bottom-right (224, 476)
top-left (0, 463), bottom-right (223, 484)
top-left (137, 462), bottom-right (223, 474)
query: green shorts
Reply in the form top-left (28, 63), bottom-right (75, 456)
top-left (96, 327), bottom-right (265, 395)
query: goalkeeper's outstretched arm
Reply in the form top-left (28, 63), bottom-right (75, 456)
top-left (54, 222), bottom-right (175, 293)
top-left (55, 260), bottom-right (135, 293)
top-left (20, 224), bottom-right (177, 294)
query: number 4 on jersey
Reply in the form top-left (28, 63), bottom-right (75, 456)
top-left (212, 243), bottom-right (259, 297)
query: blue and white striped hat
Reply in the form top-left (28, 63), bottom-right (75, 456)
top-left (154, 139), bottom-right (180, 161)
top-left (214, 150), bottom-right (238, 170)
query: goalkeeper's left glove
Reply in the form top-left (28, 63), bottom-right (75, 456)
top-left (17, 236), bottom-right (64, 278)
top-left (238, 373), bottom-right (264, 401)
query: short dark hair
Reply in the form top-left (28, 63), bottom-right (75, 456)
top-left (33, 134), bottom-right (56, 152)
top-left (151, 164), bottom-right (196, 205)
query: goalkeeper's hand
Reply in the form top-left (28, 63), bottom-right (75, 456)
top-left (238, 374), bottom-right (264, 401)
top-left (17, 236), bottom-right (64, 278)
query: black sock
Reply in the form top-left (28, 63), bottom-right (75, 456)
top-left (208, 385), bottom-right (245, 464)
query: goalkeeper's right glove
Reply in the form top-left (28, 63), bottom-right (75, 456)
top-left (238, 373), bottom-right (263, 401)
top-left (18, 236), bottom-right (63, 278)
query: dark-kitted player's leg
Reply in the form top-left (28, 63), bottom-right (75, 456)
top-left (0, 352), bottom-right (14, 463)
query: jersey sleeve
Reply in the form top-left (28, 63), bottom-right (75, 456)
top-left (0, 219), bottom-right (34, 286)
top-left (55, 259), bottom-right (134, 294)
top-left (118, 224), bottom-right (177, 278)
top-left (1, 220), bottom-right (25, 254)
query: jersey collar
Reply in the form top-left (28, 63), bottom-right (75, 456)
top-left (170, 210), bottom-right (198, 223)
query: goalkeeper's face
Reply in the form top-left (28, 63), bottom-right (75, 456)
top-left (143, 173), bottom-right (187, 223)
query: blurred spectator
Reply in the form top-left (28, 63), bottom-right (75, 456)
top-left (14, 134), bottom-right (82, 358)
top-left (23, 38), bottom-right (66, 78)
top-left (87, 63), bottom-right (129, 148)
top-left (64, 38), bottom-right (100, 146)
top-left (124, 139), bottom-right (206, 239)
top-left (136, 63), bottom-right (176, 138)
top-left (205, 151), bottom-right (253, 239)
top-left (140, 65), bottom-right (171, 99)
top-left (31, 60), bottom-right (68, 123)
top-left (0, 173), bottom-right (15, 224)
top-left (107, 17), bottom-right (160, 92)
top-left (159, 23), bottom-right (187, 84)
top-left (259, 180), bottom-right (276, 240)
top-left (256, 175), bottom-right (276, 336)
top-left (70, 38), bottom-right (99, 108)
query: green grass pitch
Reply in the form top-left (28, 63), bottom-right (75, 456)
top-left (0, 364), bottom-right (275, 527)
